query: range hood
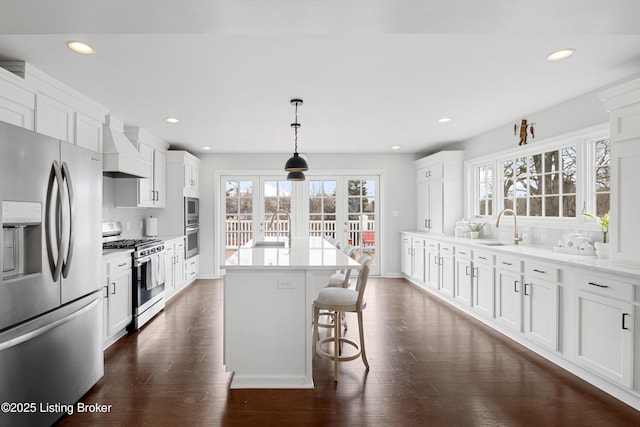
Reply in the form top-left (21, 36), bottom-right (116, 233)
top-left (102, 125), bottom-right (152, 178)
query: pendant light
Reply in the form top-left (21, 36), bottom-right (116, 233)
top-left (284, 98), bottom-right (308, 180)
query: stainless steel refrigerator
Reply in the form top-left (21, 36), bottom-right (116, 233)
top-left (0, 121), bottom-right (103, 426)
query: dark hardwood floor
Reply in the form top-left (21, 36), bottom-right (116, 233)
top-left (56, 277), bottom-right (640, 426)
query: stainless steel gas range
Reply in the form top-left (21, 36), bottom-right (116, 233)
top-left (102, 222), bottom-right (166, 331)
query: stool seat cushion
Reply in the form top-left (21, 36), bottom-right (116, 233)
top-left (327, 273), bottom-right (346, 287)
top-left (314, 287), bottom-right (365, 311)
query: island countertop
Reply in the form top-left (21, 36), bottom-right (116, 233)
top-left (223, 236), bottom-right (360, 270)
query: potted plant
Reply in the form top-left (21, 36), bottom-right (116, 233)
top-left (466, 222), bottom-right (487, 239)
top-left (582, 212), bottom-right (610, 258)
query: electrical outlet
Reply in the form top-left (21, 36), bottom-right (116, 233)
top-left (277, 280), bottom-right (294, 289)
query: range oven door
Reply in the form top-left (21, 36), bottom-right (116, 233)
top-left (185, 226), bottom-right (199, 259)
top-left (130, 254), bottom-right (165, 331)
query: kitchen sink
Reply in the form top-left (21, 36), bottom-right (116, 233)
top-left (476, 241), bottom-right (507, 246)
top-left (253, 241), bottom-right (286, 248)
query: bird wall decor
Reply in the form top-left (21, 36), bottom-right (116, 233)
top-left (515, 119), bottom-right (535, 145)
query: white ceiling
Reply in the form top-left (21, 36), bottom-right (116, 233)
top-left (1, 0), bottom-right (640, 155)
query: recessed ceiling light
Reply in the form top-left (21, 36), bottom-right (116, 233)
top-left (67, 41), bottom-right (94, 55)
top-left (203, 146), bottom-right (211, 150)
top-left (546, 49), bottom-right (575, 62)
top-left (165, 117), bottom-right (180, 124)
top-left (392, 146), bottom-right (400, 150)
top-left (438, 117), bottom-right (452, 123)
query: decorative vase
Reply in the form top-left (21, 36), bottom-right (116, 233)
top-left (469, 231), bottom-right (480, 239)
top-left (594, 242), bottom-right (610, 259)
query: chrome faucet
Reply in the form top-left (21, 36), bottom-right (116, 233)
top-left (496, 208), bottom-right (523, 245)
top-left (269, 209), bottom-right (292, 248)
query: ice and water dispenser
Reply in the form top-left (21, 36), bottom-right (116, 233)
top-left (2, 201), bottom-right (42, 281)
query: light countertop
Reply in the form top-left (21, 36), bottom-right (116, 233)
top-left (224, 237), bottom-right (361, 270)
top-left (403, 231), bottom-right (640, 279)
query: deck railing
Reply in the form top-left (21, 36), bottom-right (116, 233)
top-left (225, 219), bottom-right (375, 248)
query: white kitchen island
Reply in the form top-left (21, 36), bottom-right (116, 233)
top-left (223, 237), bottom-right (360, 389)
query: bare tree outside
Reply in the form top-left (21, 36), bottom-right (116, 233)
top-left (502, 146), bottom-right (577, 218)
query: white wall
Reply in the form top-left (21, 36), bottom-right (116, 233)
top-left (449, 88), bottom-right (609, 159)
top-left (102, 176), bottom-right (156, 238)
top-left (197, 152), bottom-right (417, 278)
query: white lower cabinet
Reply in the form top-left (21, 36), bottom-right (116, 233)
top-left (523, 262), bottom-right (560, 351)
top-left (438, 243), bottom-right (455, 298)
top-left (400, 231), bottom-right (640, 410)
top-left (164, 237), bottom-right (186, 300)
top-left (495, 254), bottom-right (523, 332)
top-left (401, 233), bottom-right (425, 283)
top-left (573, 271), bottom-right (635, 388)
top-left (425, 240), bottom-right (440, 290)
top-left (472, 249), bottom-right (495, 319)
top-left (102, 253), bottom-right (132, 348)
top-left (185, 255), bottom-right (200, 283)
top-left (454, 246), bottom-right (473, 306)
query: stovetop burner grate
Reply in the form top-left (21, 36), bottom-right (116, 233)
top-left (102, 238), bottom-right (161, 250)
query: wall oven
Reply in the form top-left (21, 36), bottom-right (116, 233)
top-left (185, 197), bottom-right (199, 227)
top-left (185, 226), bottom-right (199, 259)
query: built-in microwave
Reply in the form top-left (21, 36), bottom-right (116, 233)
top-left (185, 197), bottom-right (199, 227)
top-left (185, 226), bottom-right (199, 259)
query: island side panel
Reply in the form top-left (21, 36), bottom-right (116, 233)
top-left (224, 269), bottom-right (311, 388)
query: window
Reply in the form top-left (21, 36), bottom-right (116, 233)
top-left (308, 180), bottom-right (337, 238)
top-left (476, 164), bottom-right (493, 216)
top-left (593, 139), bottom-right (610, 217)
top-left (224, 179), bottom-right (254, 256)
top-left (501, 146), bottom-right (576, 217)
top-left (263, 180), bottom-right (292, 238)
top-left (468, 127), bottom-right (609, 222)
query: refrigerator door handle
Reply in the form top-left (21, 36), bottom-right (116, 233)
top-left (45, 160), bottom-right (65, 281)
top-left (61, 161), bottom-right (75, 278)
top-left (0, 297), bottom-right (100, 351)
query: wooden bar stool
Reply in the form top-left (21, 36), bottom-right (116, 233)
top-left (312, 262), bottom-right (370, 381)
top-left (318, 252), bottom-right (371, 333)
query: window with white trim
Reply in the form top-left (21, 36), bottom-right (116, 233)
top-left (476, 164), bottom-right (493, 216)
top-left (469, 127), bottom-right (610, 221)
top-left (592, 138), bottom-right (610, 217)
top-left (501, 146), bottom-right (577, 217)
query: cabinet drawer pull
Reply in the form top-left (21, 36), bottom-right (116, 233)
top-left (117, 262), bottom-right (128, 267)
top-left (588, 282), bottom-right (609, 289)
top-left (622, 313), bottom-right (631, 330)
top-left (533, 269), bottom-right (546, 274)
top-left (458, 251), bottom-right (466, 255)
top-left (502, 261), bottom-right (512, 266)
top-left (478, 256), bottom-right (487, 260)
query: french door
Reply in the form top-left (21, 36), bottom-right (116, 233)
top-left (222, 174), bottom-right (379, 275)
top-left (306, 176), bottom-right (379, 275)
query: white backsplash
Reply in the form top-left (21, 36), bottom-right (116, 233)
top-left (473, 222), bottom-right (605, 247)
top-left (102, 176), bottom-right (155, 239)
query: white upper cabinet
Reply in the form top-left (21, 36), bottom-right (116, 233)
top-left (0, 62), bottom-right (107, 152)
top-left (415, 151), bottom-right (464, 235)
top-left (599, 78), bottom-right (640, 267)
top-left (135, 144), bottom-right (166, 208)
top-left (0, 66), bottom-right (35, 130)
top-left (184, 154), bottom-right (200, 198)
top-left (166, 150), bottom-right (201, 198)
top-left (115, 127), bottom-right (169, 208)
